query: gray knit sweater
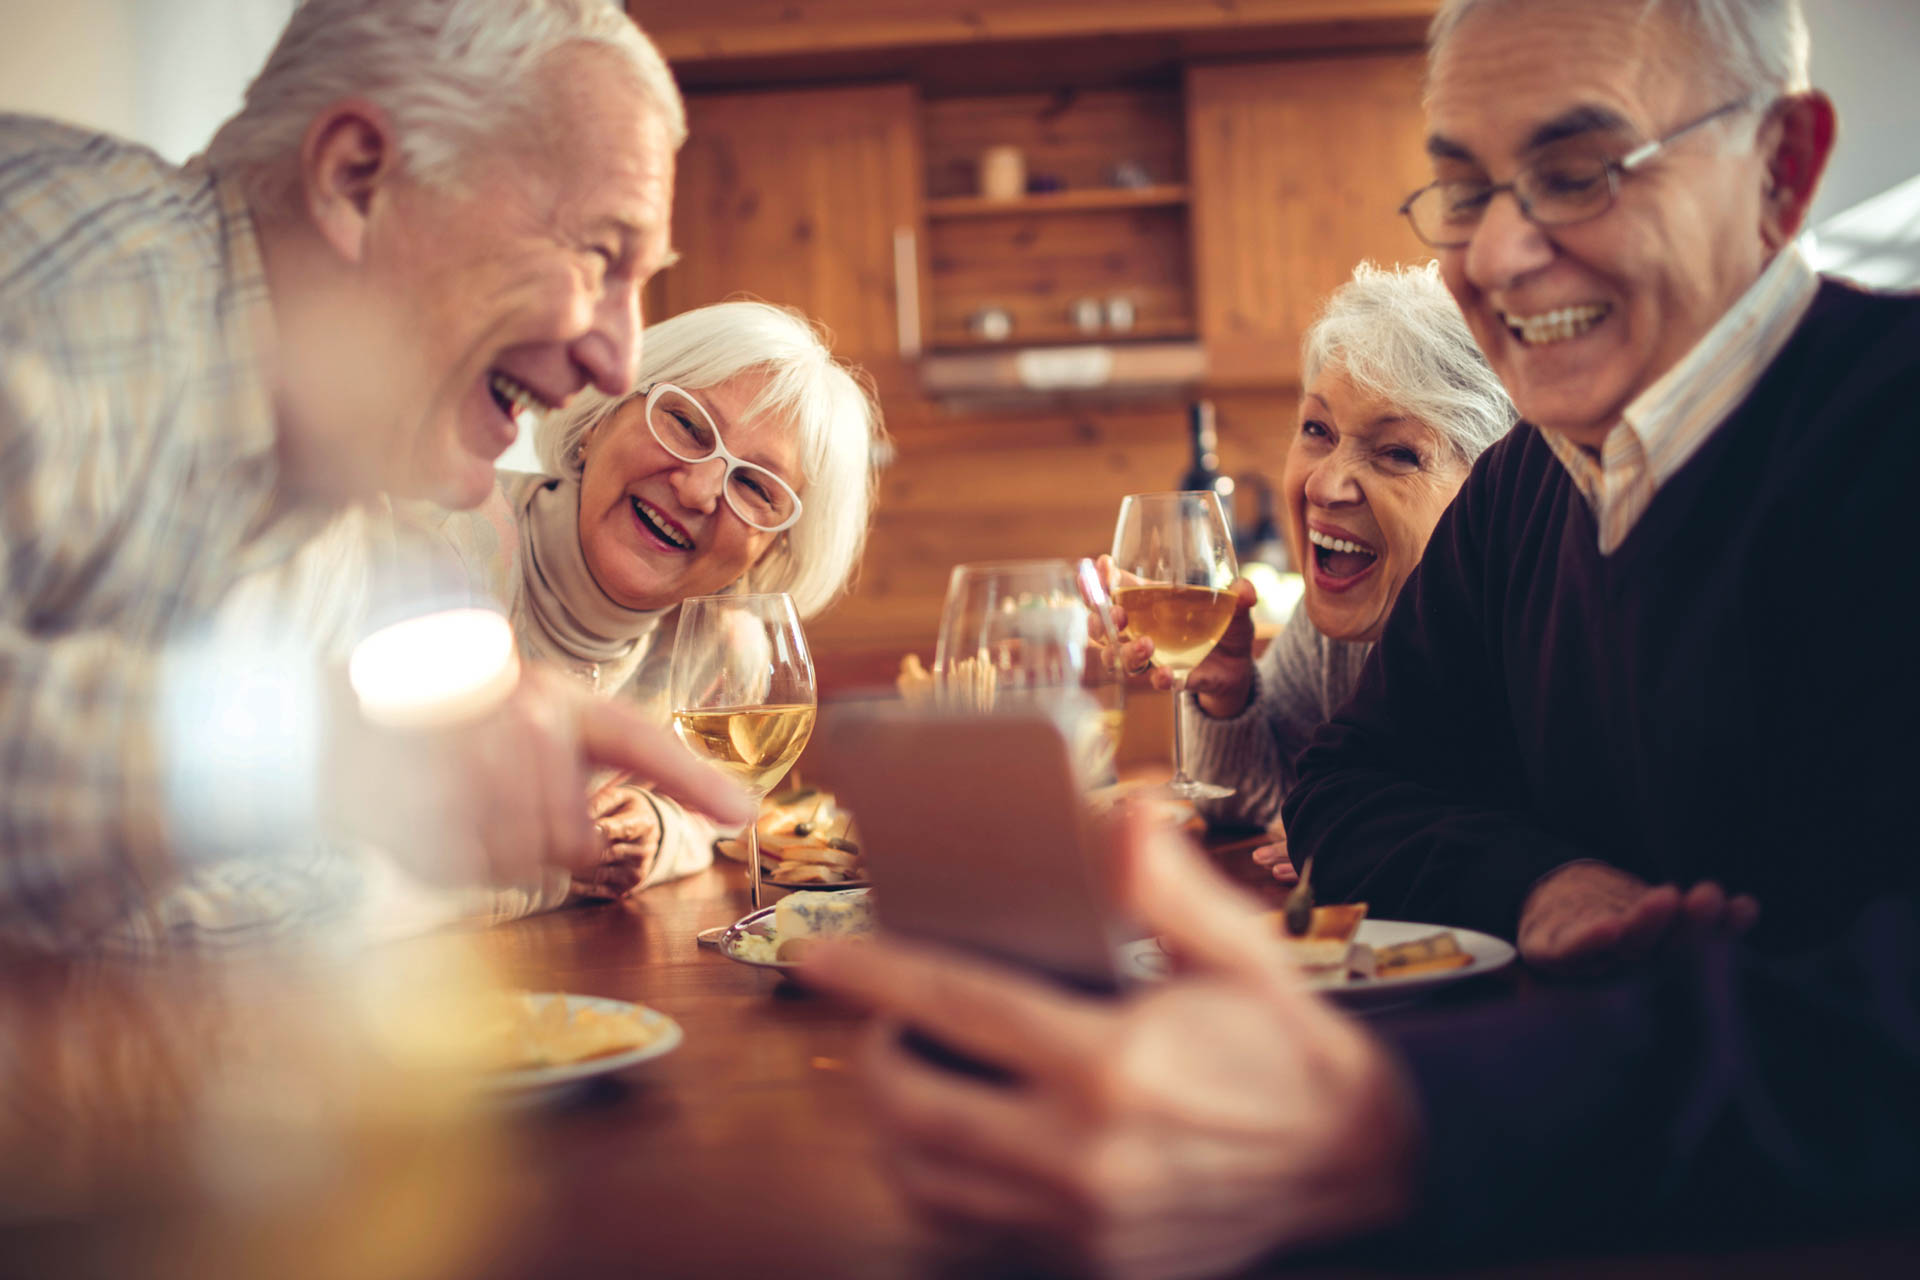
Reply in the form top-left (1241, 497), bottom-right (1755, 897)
top-left (1186, 608), bottom-right (1373, 831)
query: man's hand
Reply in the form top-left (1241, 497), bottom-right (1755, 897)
top-left (1518, 861), bottom-right (1760, 978)
top-left (573, 780), bottom-right (665, 898)
top-left (1249, 833), bottom-right (1299, 888)
top-left (327, 666), bottom-right (751, 888)
top-left (803, 812), bottom-right (1420, 1278)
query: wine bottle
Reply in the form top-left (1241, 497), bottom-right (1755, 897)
top-left (1241, 473), bottom-right (1291, 572)
top-left (1180, 400), bottom-right (1236, 542)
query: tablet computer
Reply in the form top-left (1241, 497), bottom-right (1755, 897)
top-left (813, 698), bottom-right (1128, 996)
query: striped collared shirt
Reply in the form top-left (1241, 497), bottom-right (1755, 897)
top-left (1, 117), bottom-right (329, 949)
top-left (1541, 243), bottom-right (1819, 553)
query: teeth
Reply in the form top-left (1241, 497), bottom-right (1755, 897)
top-left (633, 496), bottom-right (694, 550)
top-left (1500, 304), bottom-right (1609, 346)
top-left (1308, 529), bottom-right (1377, 556)
top-left (488, 371), bottom-right (549, 428)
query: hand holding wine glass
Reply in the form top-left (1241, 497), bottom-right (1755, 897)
top-left (1109, 492), bottom-right (1240, 801)
top-left (669, 593), bottom-right (816, 922)
top-left (1104, 563), bottom-right (1260, 717)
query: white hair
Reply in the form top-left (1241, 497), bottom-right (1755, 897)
top-left (538, 301), bottom-right (885, 620)
top-left (1302, 261), bottom-right (1516, 465)
top-left (206, 0), bottom-right (684, 212)
top-left (1430, 0), bottom-right (1810, 109)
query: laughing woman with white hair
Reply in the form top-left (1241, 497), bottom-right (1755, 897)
top-left (424, 299), bottom-right (883, 907)
top-left (1117, 262), bottom-right (1514, 874)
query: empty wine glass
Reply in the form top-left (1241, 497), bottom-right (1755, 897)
top-left (1109, 492), bottom-right (1239, 801)
top-left (670, 593), bottom-right (815, 931)
top-left (934, 558), bottom-right (1121, 786)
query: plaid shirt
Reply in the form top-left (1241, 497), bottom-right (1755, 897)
top-left (1541, 244), bottom-right (1819, 553)
top-left (0, 117), bottom-right (328, 947)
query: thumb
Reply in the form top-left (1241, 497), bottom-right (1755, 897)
top-left (1110, 804), bottom-right (1291, 987)
top-left (1232, 578), bottom-right (1258, 611)
top-left (574, 693), bottom-right (754, 827)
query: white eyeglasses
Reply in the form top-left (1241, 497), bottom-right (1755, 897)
top-left (642, 382), bottom-right (803, 533)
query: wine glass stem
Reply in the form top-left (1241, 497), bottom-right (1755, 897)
top-left (746, 813), bottom-right (762, 911)
top-left (1169, 674), bottom-right (1193, 786)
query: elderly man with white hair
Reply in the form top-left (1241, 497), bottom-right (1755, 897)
top-left (0, 0), bottom-right (752, 950)
top-left (803, 1), bottom-right (1920, 1273)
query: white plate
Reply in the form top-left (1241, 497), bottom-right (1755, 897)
top-left (484, 993), bottom-right (684, 1092)
top-left (1121, 920), bottom-right (1515, 1003)
top-left (714, 890), bottom-right (879, 971)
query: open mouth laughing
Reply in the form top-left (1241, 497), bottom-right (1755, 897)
top-left (631, 495), bottom-right (695, 552)
top-left (488, 370), bottom-right (554, 433)
top-left (1308, 526), bottom-right (1379, 587)
top-left (1499, 303), bottom-right (1611, 347)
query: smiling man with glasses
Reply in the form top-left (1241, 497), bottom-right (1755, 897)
top-left (1285, 0), bottom-right (1920, 974)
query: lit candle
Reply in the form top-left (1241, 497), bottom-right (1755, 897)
top-left (348, 608), bottom-right (520, 730)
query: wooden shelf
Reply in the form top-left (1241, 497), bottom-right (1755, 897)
top-left (920, 339), bottom-right (1206, 396)
top-left (930, 319), bottom-right (1195, 350)
top-left (926, 184), bottom-right (1190, 218)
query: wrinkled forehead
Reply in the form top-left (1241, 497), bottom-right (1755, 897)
top-left (1426, 1), bottom-right (1704, 163)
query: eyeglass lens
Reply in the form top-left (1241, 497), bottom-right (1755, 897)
top-left (645, 388), bottom-right (798, 529)
top-left (1408, 147), bottom-right (1615, 246)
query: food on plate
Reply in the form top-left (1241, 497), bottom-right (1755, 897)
top-left (716, 784), bottom-right (868, 886)
top-left (479, 992), bottom-right (661, 1071)
top-left (730, 889), bottom-right (876, 964)
top-left (1260, 901), bottom-right (1369, 975)
top-left (1359, 931), bottom-right (1472, 980)
top-left (773, 888), bottom-right (875, 960)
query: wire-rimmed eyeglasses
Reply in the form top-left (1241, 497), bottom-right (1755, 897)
top-left (1398, 96), bottom-right (1755, 249)
top-left (642, 382), bottom-right (803, 533)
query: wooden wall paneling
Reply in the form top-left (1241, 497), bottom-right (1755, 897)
top-left (921, 89), bottom-right (1186, 199)
top-left (659, 83), bottom-right (925, 374)
top-left (807, 389), bottom-right (1297, 655)
top-left (926, 207), bottom-right (1194, 348)
top-left (1187, 51), bottom-right (1433, 385)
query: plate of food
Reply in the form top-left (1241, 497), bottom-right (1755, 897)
top-left (1121, 907), bottom-right (1514, 1004)
top-left (716, 888), bottom-right (876, 970)
top-left (478, 991), bottom-right (683, 1092)
top-left (717, 785), bottom-right (869, 889)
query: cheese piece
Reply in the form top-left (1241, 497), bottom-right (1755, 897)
top-left (1371, 932), bottom-right (1471, 979)
top-left (772, 889), bottom-right (875, 960)
top-left (1260, 902), bottom-right (1368, 972)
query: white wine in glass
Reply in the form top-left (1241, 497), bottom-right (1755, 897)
top-left (669, 592), bottom-right (816, 932)
top-left (1110, 491), bottom-right (1239, 801)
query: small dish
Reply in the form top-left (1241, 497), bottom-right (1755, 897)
top-left (484, 993), bottom-right (683, 1092)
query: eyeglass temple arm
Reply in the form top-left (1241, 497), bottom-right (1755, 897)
top-left (1619, 96), bottom-right (1755, 172)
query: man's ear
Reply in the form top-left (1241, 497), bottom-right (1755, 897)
top-left (298, 99), bottom-right (397, 265)
top-left (1758, 90), bottom-right (1837, 251)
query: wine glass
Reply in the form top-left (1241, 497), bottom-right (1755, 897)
top-left (670, 592), bottom-right (815, 931)
top-left (1109, 491), bottom-right (1239, 801)
top-left (934, 558), bottom-right (1122, 787)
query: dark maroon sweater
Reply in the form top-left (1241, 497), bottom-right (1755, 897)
top-left (1283, 278), bottom-right (1920, 947)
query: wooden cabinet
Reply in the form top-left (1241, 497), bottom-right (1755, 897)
top-left (653, 83), bottom-right (925, 381)
top-left (1188, 51), bottom-right (1433, 385)
top-left (919, 88), bottom-right (1194, 352)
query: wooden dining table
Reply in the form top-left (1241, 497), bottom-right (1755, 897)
top-left (4, 821), bottom-right (1916, 1280)
top-left (454, 833), bottom-right (1920, 1280)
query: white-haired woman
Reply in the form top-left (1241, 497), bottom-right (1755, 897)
top-left (1116, 263), bottom-right (1514, 879)
top-left (422, 299), bottom-right (882, 908)
top-left (101, 300), bottom-right (876, 950)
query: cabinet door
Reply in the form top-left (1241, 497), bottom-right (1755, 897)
top-left (1188, 52), bottom-right (1432, 386)
top-left (655, 83), bottom-right (925, 380)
